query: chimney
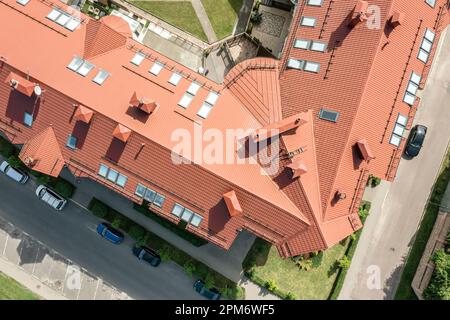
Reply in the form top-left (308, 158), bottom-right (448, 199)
top-left (334, 189), bottom-right (347, 201)
top-left (287, 158), bottom-right (308, 179)
top-left (348, 0), bottom-right (369, 29)
top-left (389, 10), bottom-right (405, 28)
top-left (223, 190), bottom-right (243, 217)
top-left (130, 92), bottom-right (159, 114)
top-left (113, 124), bottom-right (132, 143)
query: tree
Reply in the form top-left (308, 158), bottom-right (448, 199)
top-left (338, 256), bottom-right (351, 271)
top-left (7, 155), bottom-right (23, 169)
top-left (111, 216), bottom-right (123, 229)
top-left (183, 260), bottom-right (196, 277)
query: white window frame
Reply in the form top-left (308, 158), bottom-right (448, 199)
top-left (67, 56), bottom-right (84, 72)
top-left (301, 16), bottom-right (317, 27)
top-left (135, 184), bottom-right (147, 198)
top-left (178, 93), bottom-right (194, 109)
top-left (149, 61), bottom-right (164, 76)
top-left (16, 0), bottom-right (30, 5)
top-left (205, 92), bottom-right (219, 105)
top-left (294, 39), bottom-right (310, 50)
top-left (287, 59), bottom-right (304, 70)
top-left (311, 41), bottom-right (327, 52)
top-left (153, 193), bottom-right (165, 208)
top-left (168, 72), bottom-right (182, 86)
top-left (93, 70), bottom-right (110, 85)
top-left (76, 61), bottom-right (94, 77)
top-left (171, 204), bottom-right (184, 217)
top-left (116, 174), bottom-right (128, 188)
top-left (98, 164), bottom-right (109, 178)
top-left (425, 0), bottom-right (436, 7)
top-left (47, 8), bottom-right (62, 21)
top-left (181, 208), bottom-right (194, 222)
top-left (131, 52), bottom-right (146, 66)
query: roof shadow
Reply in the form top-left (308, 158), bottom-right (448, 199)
top-left (207, 200), bottom-right (230, 234)
top-left (125, 106), bottom-right (150, 123)
top-left (71, 120), bottom-right (90, 149)
top-left (5, 90), bottom-right (40, 123)
top-left (105, 138), bottom-right (126, 163)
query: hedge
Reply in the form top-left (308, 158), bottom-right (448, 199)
top-left (89, 198), bottom-right (245, 299)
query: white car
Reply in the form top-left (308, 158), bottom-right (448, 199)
top-left (35, 185), bottom-right (67, 211)
top-left (0, 160), bottom-right (29, 184)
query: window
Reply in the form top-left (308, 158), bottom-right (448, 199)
top-left (98, 164), bottom-right (108, 177)
top-left (294, 39), bottom-right (310, 50)
top-left (205, 92), bottom-right (219, 105)
top-left (16, 0), bottom-right (30, 6)
top-left (92, 70), bottom-right (110, 85)
top-left (190, 214), bottom-right (203, 227)
top-left (197, 102), bottom-right (213, 119)
top-left (153, 193), bottom-right (165, 208)
top-left (418, 29), bottom-right (435, 63)
top-left (23, 112), bottom-right (33, 127)
top-left (171, 203), bottom-right (184, 217)
top-left (181, 208), bottom-right (193, 222)
top-left (187, 82), bottom-right (201, 95)
top-left (304, 61), bottom-right (321, 73)
top-left (390, 113), bottom-right (408, 147)
top-left (66, 135), bottom-right (77, 149)
top-left (178, 93), bottom-right (194, 109)
top-left (319, 109), bottom-right (339, 122)
top-left (144, 188), bottom-right (156, 202)
top-left (310, 41), bottom-right (327, 52)
top-left (135, 184), bottom-right (146, 198)
top-left (425, 0), bottom-right (436, 8)
top-left (149, 61), bottom-right (164, 75)
top-left (131, 52), bottom-right (146, 66)
top-left (67, 57), bottom-right (94, 77)
top-left (98, 164), bottom-right (128, 187)
top-left (301, 16), bottom-right (317, 27)
top-left (47, 8), bottom-right (80, 31)
top-left (287, 59), bottom-right (304, 70)
top-left (169, 72), bottom-right (182, 86)
top-left (403, 72), bottom-right (421, 106)
top-left (307, 0), bottom-right (323, 6)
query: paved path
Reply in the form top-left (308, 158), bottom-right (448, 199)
top-left (190, 0), bottom-right (217, 43)
top-left (339, 26), bottom-right (450, 300)
top-left (0, 161), bottom-right (202, 300)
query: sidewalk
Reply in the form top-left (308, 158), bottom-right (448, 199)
top-left (61, 169), bottom-right (280, 299)
top-left (191, 0), bottom-right (217, 43)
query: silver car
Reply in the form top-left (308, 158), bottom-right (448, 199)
top-left (35, 185), bottom-right (67, 211)
top-left (0, 160), bottom-right (29, 184)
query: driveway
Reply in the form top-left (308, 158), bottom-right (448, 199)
top-left (339, 26), bottom-right (450, 300)
top-left (0, 168), bottom-right (202, 300)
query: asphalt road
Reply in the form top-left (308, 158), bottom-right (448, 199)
top-left (0, 171), bottom-right (202, 300)
top-left (339, 27), bottom-right (450, 299)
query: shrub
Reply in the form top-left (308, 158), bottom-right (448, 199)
top-left (111, 216), bottom-right (123, 229)
top-left (129, 224), bottom-right (145, 242)
top-left (367, 175), bottom-right (382, 188)
top-left (311, 251), bottom-right (324, 268)
top-left (204, 273), bottom-right (215, 289)
top-left (183, 260), bottom-right (196, 277)
top-left (54, 180), bottom-right (75, 198)
top-left (221, 285), bottom-right (245, 300)
top-left (264, 279), bottom-right (277, 292)
top-left (338, 256), bottom-right (351, 271)
top-left (7, 155), bottom-right (23, 169)
top-left (0, 138), bottom-right (15, 158)
top-left (36, 173), bottom-right (51, 186)
top-left (285, 292), bottom-right (297, 300)
top-left (158, 245), bottom-right (172, 262)
top-left (91, 201), bottom-right (108, 218)
top-left (424, 249), bottom-right (450, 300)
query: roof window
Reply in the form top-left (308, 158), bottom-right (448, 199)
top-left (92, 70), bottom-right (110, 85)
top-left (307, 0), bottom-right (323, 6)
top-left (287, 59), bottom-right (304, 70)
top-left (205, 91), bottom-right (219, 105)
top-left (187, 82), bottom-right (201, 95)
top-left (197, 102), bottom-right (213, 119)
top-left (178, 93), bottom-right (194, 109)
top-left (403, 72), bottom-right (421, 106)
top-left (168, 72), bottom-right (182, 86)
top-left (390, 113), bottom-right (408, 147)
top-left (304, 61), bottom-right (321, 73)
top-left (47, 8), bottom-right (80, 31)
top-left (319, 109), bottom-right (339, 122)
top-left (418, 29), bottom-right (435, 63)
top-left (16, 0), bottom-right (30, 5)
top-left (149, 61), bottom-right (164, 76)
top-left (294, 39), bottom-right (310, 50)
top-left (301, 16), bottom-right (317, 27)
top-left (67, 57), bottom-right (94, 77)
top-left (131, 52), bottom-right (146, 66)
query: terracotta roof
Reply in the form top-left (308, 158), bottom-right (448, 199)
top-left (74, 105), bottom-right (94, 123)
top-left (101, 15), bottom-right (132, 38)
top-left (113, 124), bottom-right (131, 142)
top-left (4, 71), bottom-right (35, 96)
top-left (223, 190), bottom-right (243, 217)
top-left (84, 19), bottom-right (127, 59)
top-left (18, 127), bottom-right (65, 177)
top-left (129, 91), bottom-right (159, 114)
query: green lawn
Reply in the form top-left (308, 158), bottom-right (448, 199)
top-left (201, 0), bottom-right (243, 40)
top-left (0, 272), bottom-right (40, 300)
top-left (395, 146), bottom-right (450, 299)
top-left (244, 239), bottom-right (348, 300)
top-left (132, 1), bottom-right (208, 42)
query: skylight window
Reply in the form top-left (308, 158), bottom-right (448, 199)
top-left (169, 72), bottom-right (182, 86)
top-left (98, 164), bottom-right (108, 178)
top-left (23, 112), bottom-right (33, 127)
top-left (47, 8), bottom-right (80, 31)
top-left (16, 0), bottom-right (30, 5)
top-left (65, 18), bottom-right (81, 31)
top-left (205, 92), bottom-right (219, 105)
top-left (311, 41), bottom-right (327, 52)
top-left (390, 113), bottom-right (408, 147)
top-left (190, 214), bottom-right (203, 227)
top-left (131, 52), bottom-right (146, 66)
top-left (66, 135), bottom-right (77, 149)
top-left (197, 102), bottom-right (213, 119)
top-left (178, 93), bottom-right (194, 109)
top-left (301, 16), bottom-right (317, 27)
top-left (403, 71), bottom-right (422, 105)
top-left (304, 61), bottom-right (321, 73)
top-left (187, 82), bottom-right (201, 95)
top-left (67, 56), bottom-right (84, 71)
top-left (418, 29), bottom-right (435, 63)
top-left (425, 29), bottom-right (435, 42)
top-left (307, 0), bottom-right (323, 6)
top-left (144, 189), bottom-right (156, 202)
top-left (93, 70), bottom-right (110, 85)
top-left (171, 204), bottom-right (184, 217)
top-left (77, 61), bottom-right (94, 77)
top-left (47, 8), bottom-right (61, 21)
top-left (56, 12), bottom-right (71, 26)
top-left (149, 61), bottom-right (164, 75)
top-left (319, 109), bottom-right (339, 122)
top-left (135, 184), bottom-right (146, 198)
top-left (98, 164), bottom-right (128, 188)
top-left (287, 59), bottom-right (304, 70)
top-left (181, 209), bottom-right (194, 222)
top-left (425, 0), bottom-right (436, 7)
top-left (294, 39), bottom-right (310, 50)
top-left (153, 193), bottom-right (165, 208)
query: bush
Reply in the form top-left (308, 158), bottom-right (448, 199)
top-left (54, 180), bottom-right (75, 199)
top-left (7, 155), bottom-right (23, 169)
top-left (183, 260), bottom-right (196, 277)
top-left (91, 201), bottom-right (108, 218)
top-left (338, 256), bottom-right (351, 271)
top-left (367, 175), bottom-right (381, 188)
top-left (424, 249), bottom-right (450, 300)
top-left (129, 224), bottom-right (145, 242)
top-left (221, 285), bottom-right (245, 300)
top-left (311, 251), bottom-right (324, 268)
top-left (0, 138), bottom-right (15, 158)
top-left (36, 173), bottom-right (51, 186)
top-left (264, 279), bottom-right (277, 292)
top-left (158, 245), bottom-right (172, 262)
top-left (285, 292), bottom-right (297, 300)
top-left (111, 216), bottom-right (123, 229)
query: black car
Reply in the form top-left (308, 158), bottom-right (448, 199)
top-left (193, 280), bottom-right (221, 300)
top-left (132, 245), bottom-right (161, 267)
top-left (405, 125), bottom-right (427, 158)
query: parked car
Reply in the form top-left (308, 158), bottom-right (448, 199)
top-left (35, 185), bottom-right (67, 211)
top-left (132, 245), bottom-right (161, 267)
top-left (405, 125), bottom-right (428, 158)
top-left (193, 279), bottom-right (221, 300)
top-left (0, 161), bottom-right (29, 184)
top-left (96, 223), bottom-right (124, 244)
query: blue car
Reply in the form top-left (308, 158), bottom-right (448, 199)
top-left (97, 223), bottom-right (124, 244)
top-left (194, 280), bottom-right (221, 300)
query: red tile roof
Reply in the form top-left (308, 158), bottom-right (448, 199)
top-left (0, 0), bottom-right (447, 257)
top-left (5, 71), bottom-right (35, 96)
top-left (74, 105), bottom-right (94, 123)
